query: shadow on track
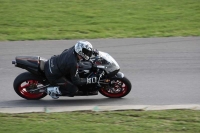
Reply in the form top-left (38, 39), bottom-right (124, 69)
top-left (0, 97), bottom-right (128, 107)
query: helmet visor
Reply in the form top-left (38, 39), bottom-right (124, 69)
top-left (82, 48), bottom-right (92, 57)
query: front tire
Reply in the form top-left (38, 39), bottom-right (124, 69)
top-left (13, 72), bottom-right (47, 100)
top-left (99, 77), bottom-right (132, 98)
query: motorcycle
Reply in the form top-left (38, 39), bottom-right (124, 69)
top-left (12, 51), bottom-right (132, 100)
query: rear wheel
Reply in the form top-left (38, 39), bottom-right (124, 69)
top-left (99, 77), bottom-right (131, 98)
top-left (13, 72), bottom-right (47, 100)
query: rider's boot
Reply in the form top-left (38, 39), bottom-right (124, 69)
top-left (47, 86), bottom-right (62, 99)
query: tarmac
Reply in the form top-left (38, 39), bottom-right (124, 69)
top-left (0, 105), bottom-right (200, 113)
top-left (1, 37), bottom-right (200, 114)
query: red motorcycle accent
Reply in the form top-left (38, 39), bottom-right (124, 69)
top-left (18, 80), bottom-right (44, 99)
top-left (100, 80), bottom-right (128, 98)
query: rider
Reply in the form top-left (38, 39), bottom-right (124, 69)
top-left (44, 40), bottom-right (99, 99)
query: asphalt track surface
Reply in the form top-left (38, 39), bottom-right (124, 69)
top-left (0, 37), bottom-right (200, 108)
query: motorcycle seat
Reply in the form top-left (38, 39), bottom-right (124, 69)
top-left (39, 57), bottom-right (47, 71)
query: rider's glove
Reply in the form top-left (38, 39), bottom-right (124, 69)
top-left (93, 49), bottom-right (99, 56)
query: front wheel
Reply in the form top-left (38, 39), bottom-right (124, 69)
top-left (13, 72), bottom-right (47, 100)
top-left (99, 77), bottom-right (132, 98)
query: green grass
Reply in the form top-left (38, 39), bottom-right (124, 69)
top-left (0, 110), bottom-right (200, 133)
top-left (0, 0), bottom-right (200, 41)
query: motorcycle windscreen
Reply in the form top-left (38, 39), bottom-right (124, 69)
top-left (98, 51), bottom-right (120, 77)
top-left (104, 63), bottom-right (120, 77)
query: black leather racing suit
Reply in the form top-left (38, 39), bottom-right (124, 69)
top-left (44, 46), bottom-right (86, 96)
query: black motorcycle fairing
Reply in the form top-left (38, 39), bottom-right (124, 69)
top-left (103, 64), bottom-right (120, 77)
top-left (113, 72), bottom-right (124, 78)
top-left (78, 61), bottom-right (93, 78)
top-left (15, 56), bottom-right (39, 68)
top-left (14, 56), bottom-right (46, 76)
top-left (78, 61), bottom-right (92, 70)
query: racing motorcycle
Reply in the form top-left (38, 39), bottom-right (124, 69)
top-left (12, 51), bottom-right (132, 100)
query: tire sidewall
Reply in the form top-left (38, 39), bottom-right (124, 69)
top-left (99, 76), bottom-right (132, 98)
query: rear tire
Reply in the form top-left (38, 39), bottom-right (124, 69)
top-left (13, 72), bottom-right (47, 100)
top-left (99, 77), bottom-right (131, 98)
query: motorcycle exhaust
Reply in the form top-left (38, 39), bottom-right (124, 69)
top-left (12, 61), bottom-right (16, 64)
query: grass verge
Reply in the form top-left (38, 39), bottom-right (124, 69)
top-left (0, 0), bottom-right (199, 41)
top-left (0, 110), bottom-right (200, 133)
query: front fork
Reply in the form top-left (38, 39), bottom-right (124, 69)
top-left (98, 72), bottom-right (125, 92)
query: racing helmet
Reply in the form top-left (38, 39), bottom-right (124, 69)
top-left (75, 40), bottom-right (93, 60)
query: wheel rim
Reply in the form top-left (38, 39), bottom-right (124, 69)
top-left (100, 79), bottom-right (128, 97)
top-left (18, 80), bottom-right (44, 99)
